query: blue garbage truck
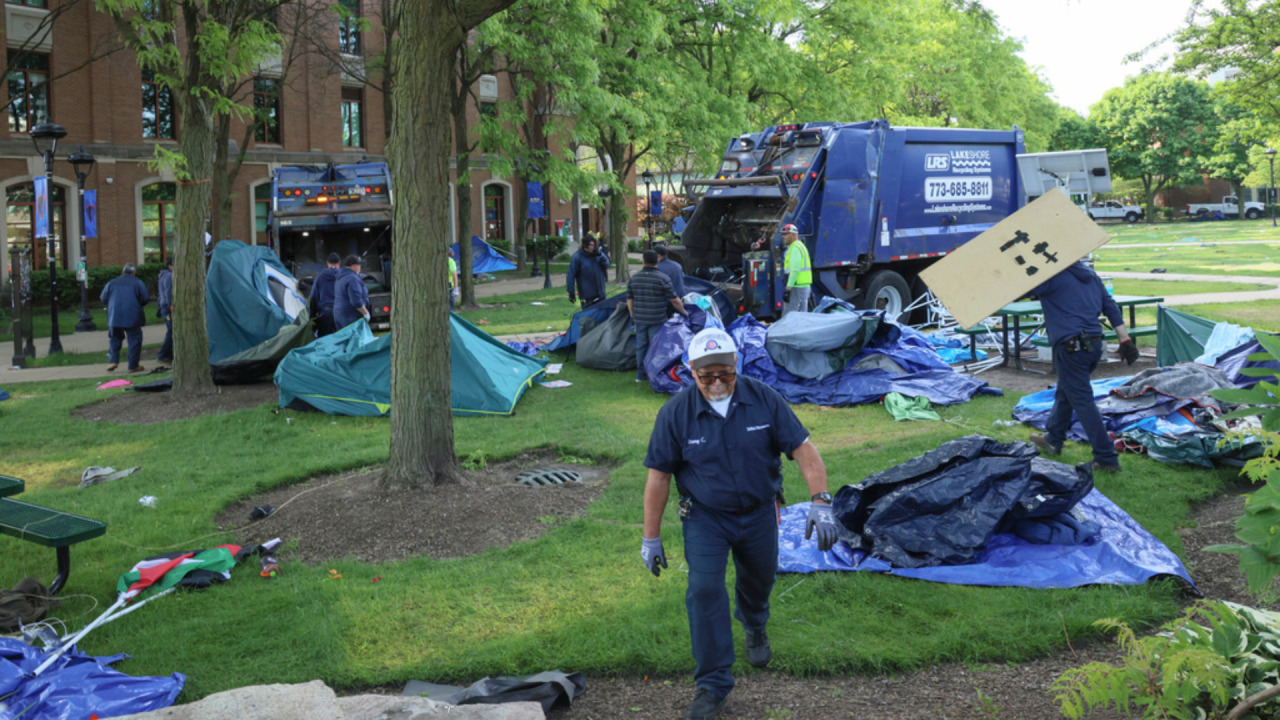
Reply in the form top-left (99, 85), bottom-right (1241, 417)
top-left (267, 162), bottom-right (394, 329)
top-left (679, 120), bottom-right (1026, 321)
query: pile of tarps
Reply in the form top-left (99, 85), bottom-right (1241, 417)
top-left (0, 638), bottom-right (184, 720)
top-left (275, 315), bottom-right (547, 416)
top-left (207, 239), bottom-right (312, 383)
top-left (645, 297), bottom-right (999, 407)
top-left (777, 435), bottom-right (1196, 592)
top-left (542, 276), bottom-right (736, 353)
top-left (452, 235), bottom-right (517, 274)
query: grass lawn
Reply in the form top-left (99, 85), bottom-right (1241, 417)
top-left (1, 307), bottom-right (161, 343)
top-left (1094, 241), bottom-right (1280, 278)
top-left (1104, 219), bottom-right (1280, 245)
top-left (1129, 299), bottom-right (1280, 334)
top-left (455, 287), bottom-right (584, 336)
top-left (1107, 278), bottom-right (1271, 297)
top-left (0, 358), bottom-right (1234, 702)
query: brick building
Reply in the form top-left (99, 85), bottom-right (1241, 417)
top-left (1, 0), bottom-right (632, 292)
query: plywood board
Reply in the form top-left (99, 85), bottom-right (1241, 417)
top-left (918, 187), bottom-right (1112, 328)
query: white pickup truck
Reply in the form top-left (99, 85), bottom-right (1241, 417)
top-left (1184, 196), bottom-right (1266, 219)
top-left (1078, 200), bottom-right (1145, 223)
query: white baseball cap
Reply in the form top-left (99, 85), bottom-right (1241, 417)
top-left (781, 223), bottom-right (799, 234)
top-left (688, 328), bottom-right (738, 369)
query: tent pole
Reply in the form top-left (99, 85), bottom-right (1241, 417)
top-left (30, 595), bottom-right (127, 677)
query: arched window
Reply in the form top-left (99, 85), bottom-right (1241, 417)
top-left (141, 183), bottom-right (177, 263)
top-left (6, 182), bottom-right (66, 270)
top-left (484, 184), bottom-right (506, 241)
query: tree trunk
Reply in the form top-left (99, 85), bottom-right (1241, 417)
top-left (607, 141), bottom-right (630, 283)
top-left (383, 3), bottom-right (465, 488)
top-left (451, 78), bottom-right (477, 308)
top-left (1142, 176), bottom-right (1155, 225)
top-left (515, 195), bottom-right (527, 271)
top-left (172, 92), bottom-right (217, 395)
top-left (211, 114), bottom-right (231, 243)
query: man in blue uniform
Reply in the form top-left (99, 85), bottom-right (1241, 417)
top-left (100, 263), bottom-right (150, 372)
top-left (310, 253), bottom-right (342, 336)
top-left (654, 245), bottom-right (686, 301)
top-left (566, 234), bottom-right (610, 308)
top-left (642, 328), bottom-right (839, 719)
top-left (333, 255), bottom-right (370, 330)
top-left (1029, 260), bottom-right (1140, 473)
top-left (156, 256), bottom-right (174, 368)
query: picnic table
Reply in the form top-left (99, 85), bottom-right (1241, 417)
top-left (0, 473), bottom-right (105, 595)
top-left (988, 295), bottom-right (1163, 373)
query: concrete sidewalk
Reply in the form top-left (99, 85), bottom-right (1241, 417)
top-left (1101, 270), bottom-right (1280, 306)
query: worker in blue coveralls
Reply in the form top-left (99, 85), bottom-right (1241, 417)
top-left (641, 328), bottom-right (839, 720)
top-left (566, 234), bottom-right (610, 309)
top-left (333, 254), bottom-right (370, 330)
top-left (309, 253), bottom-right (342, 337)
top-left (1028, 260), bottom-right (1139, 473)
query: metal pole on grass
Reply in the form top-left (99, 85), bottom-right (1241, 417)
top-left (1267, 148), bottom-right (1277, 228)
top-left (30, 119), bottom-right (67, 355)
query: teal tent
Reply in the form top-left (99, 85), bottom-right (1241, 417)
top-left (207, 240), bottom-right (312, 383)
top-left (1155, 305), bottom-right (1217, 367)
top-left (274, 315), bottom-right (547, 416)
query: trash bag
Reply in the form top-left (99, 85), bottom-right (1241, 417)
top-left (576, 305), bottom-right (636, 371)
top-left (833, 435), bottom-right (1094, 568)
top-left (0, 578), bottom-right (56, 632)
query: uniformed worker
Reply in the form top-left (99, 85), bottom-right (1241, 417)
top-left (448, 249), bottom-right (460, 310)
top-left (1029, 260), bottom-right (1140, 473)
top-left (642, 328), bottom-right (839, 720)
top-left (780, 223), bottom-right (811, 315)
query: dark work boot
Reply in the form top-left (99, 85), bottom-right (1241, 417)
top-left (1029, 434), bottom-right (1062, 456)
top-left (684, 688), bottom-right (729, 719)
top-left (746, 628), bottom-right (772, 668)
top-left (1091, 460), bottom-right (1121, 474)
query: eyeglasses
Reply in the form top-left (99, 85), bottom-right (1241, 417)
top-left (695, 371), bottom-right (736, 386)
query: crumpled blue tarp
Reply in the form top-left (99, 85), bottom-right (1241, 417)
top-left (644, 308), bottom-right (725, 394)
top-left (505, 340), bottom-right (542, 357)
top-left (926, 336), bottom-right (987, 364)
top-left (0, 388), bottom-right (8, 402)
top-left (452, 235), bottom-right (517, 274)
top-left (1216, 338), bottom-right (1280, 389)
top-left (542, 277), bottom-right (736, 354)
top-left (1194, 322), bottom-right (1255, 366)
top-left (0, 638), bottom-right (184, 720)
top-left (777, 494), bottom-right (1196, 591)
top-left (1013, 376), bottom-right (1155, 441)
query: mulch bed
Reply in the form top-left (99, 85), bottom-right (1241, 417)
top-left (73, 382), bottom-right (279, 425)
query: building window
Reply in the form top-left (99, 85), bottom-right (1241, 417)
top-left (253, 78), bottom-right (281, 144)
top-left (254, 183), bottom-right (272, 238)
top-left (341, 87), bottom-right (363, 148)
top-left (141, 183), bottom-right (177, 264)
top-left (7, 51), bottom-right (49, 134)
top-left (338, 0), bottom-right (360, 55)
top-left (6, 183), bottom-right (66, 270)
top-left (142, 69), bottom-right (175, 139)
top-left (484, 185), bottom-right (506, 241)
top-left (6, 0), bottom-right (48, 7)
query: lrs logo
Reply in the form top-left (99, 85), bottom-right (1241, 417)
top-left (925, 154), bottom-right (949, 171)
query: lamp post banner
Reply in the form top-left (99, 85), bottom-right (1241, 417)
top-left (527, 181), bottom-right (546, 219)
top-left (649, 190), bottom-right (662, 217)
top-left (84, 190), bottom-right (98, 239)
top-left (34, 175), bottom-right (49, 240)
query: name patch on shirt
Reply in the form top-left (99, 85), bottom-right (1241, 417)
top-left (746, 424), bottom-right (770, 432)
top-left (687, 437), bottom-right (706, 446)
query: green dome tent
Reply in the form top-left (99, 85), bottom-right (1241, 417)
top-left (274, 315), bottom-right (547, 416)
top-left (207, 240), bottom-right (312, 383)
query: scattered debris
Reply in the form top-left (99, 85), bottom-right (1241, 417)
top-left (138, 495), bottom-right (158, 508)
top-left (79, 466), bottom-right (141, 489)
top-left (249, 505), bottom-right (276, 521)
top-left (540, 380), bottom-right (571, 388)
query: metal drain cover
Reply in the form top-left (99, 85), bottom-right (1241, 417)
top-left (516, 468), bottom-right (583, 487)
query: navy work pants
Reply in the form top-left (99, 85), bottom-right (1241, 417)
top-left (108, 325), bottom-right (143, 369)
top-left (681, 502), bottom-right (778, 699)
top-left (158, 315), bottom-right (173, 363)
top-left (1046, 339), bottom-right (1118, 466)
top-left (634, 322), bottom-right (662, 381)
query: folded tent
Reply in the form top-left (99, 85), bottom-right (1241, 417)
top-left (206, 239), bottom-right (312, 383)
top-left (275, 314), bottom-right (547, 416)
top-left (452, 235), bottom-right (517, 274)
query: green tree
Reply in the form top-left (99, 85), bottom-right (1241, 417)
top-left (1201, 95), bottom-right (1263, 204)
top-left (97, 0), bottom-right (281, 395)
top-left (1089, 73), bottom-right (1216, 224)
top-left (1172, 0), bottom-right (1280, 131)
top-left (1046, 108), bottom-right (1097, 152)
top-left (382, 0), bottom-right (517, 487)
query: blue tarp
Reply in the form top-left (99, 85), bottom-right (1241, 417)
top-left (542, 277), bottom-right (735, 353)
top-left (777, 496), bottom-right (1196, 591)
top-left (0, 638), bottom-right (184, 720)
top-left (1013, 376), bottom-right (1140, 441)
top-left (452, 235), bottom-right (517, 274)
top-left (1216, 338), bottom-right (1280, 389)
top-left (0, 388), bottom-right (8, 402)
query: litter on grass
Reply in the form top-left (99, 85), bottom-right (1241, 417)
top-left (79, 466), bottom-right (141, 489)
top-left (540, 380), bottom-right (572, 388)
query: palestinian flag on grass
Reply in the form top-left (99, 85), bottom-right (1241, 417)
top-left (116, 544), bottom-right (243, 601)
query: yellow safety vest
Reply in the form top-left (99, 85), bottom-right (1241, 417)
top-left (449, 257), bottom-right (457, 288)
top-left (784, 240), bottom-right (812, 287)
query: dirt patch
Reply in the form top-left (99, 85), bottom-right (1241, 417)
top-left (217, 456), bottom-right (609, 564)
top-left (72, 382), bottom-right (279, 425)
top-left (969, 347), bottom-right (1158, 397)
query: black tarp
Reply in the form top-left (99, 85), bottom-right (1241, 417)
top-left (832, 435), bottom-right (1094, 568)
top-left (576, 305), bottom-right (636, 371)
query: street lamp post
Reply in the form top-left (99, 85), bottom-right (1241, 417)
top-left (30, 119), bottom-right (67, 355)
top-left (641, 169), bottom-right (654, 250)
top-left (69, 146), bottom-right (96, 332)
top-left (1267, 148), bottom-right (1277, 229)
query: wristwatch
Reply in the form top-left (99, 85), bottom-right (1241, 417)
top-left (811, 491), bottom-right (833, 504)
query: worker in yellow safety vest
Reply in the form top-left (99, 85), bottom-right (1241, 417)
top-left (781, 223), bottom-right (811, 315)
top-left (449, 249), bottom-right (460, 310)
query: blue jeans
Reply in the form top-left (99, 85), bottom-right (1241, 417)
top-left (1046, 339), bottom-right (1118, 466)
top-left (158, 315), bottom-right (173, 362)
top-left (681, 502), bottom-right (778, 699)
top-left (634, 322), bottom-right (662, 381)
top-left (108, 325), bottom-right (143, 369)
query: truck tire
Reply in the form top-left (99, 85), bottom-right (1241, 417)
top-left (858, 269), bottom-right (911, 323)
top-left (1246, 208), bottom-right (1262, 220)
top-left (1125, 212), bottom-right (1139, 223)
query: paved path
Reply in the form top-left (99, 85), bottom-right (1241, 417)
top-left (1106, 239), bottom-right (1280, 250)
top-left (1101, 270), bottom-right (1280, 306)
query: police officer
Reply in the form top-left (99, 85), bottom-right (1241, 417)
top-left (310, 253), bottom-right (342, 336)
top-left (1029, 260), bottom-right (1140, 473)
top-left (642, 328), bottom-right (839, 720)
top-left (780, 223), bottom-right (811, 315)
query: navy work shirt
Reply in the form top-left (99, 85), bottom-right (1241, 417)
top-left (1030, 261), bottom-right (1124, 346)
top-left (566, 247), bottom-right (610, 301)
top-left (311, 267), bottom-right (341, 314)
top-left (333, 268), bottom-right (370, 329)
top-left (100, 274), bottom-right (149, 329)
top-left (657, 257), bottom-right (686, 299)
top-left (645, 376), bottom-right (810, 514)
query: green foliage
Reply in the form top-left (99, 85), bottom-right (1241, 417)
top-left (1054, 601), bottom-right (1280, 720)
top-left (1173, 0), bottom-right (1280, 132)
top-left (24, 263), bottom-right (167, 311)
top-left (1047, 109), bottom-right (1097, 152)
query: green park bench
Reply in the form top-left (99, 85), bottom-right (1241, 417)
top-left (1029, 325), bottom-right (1159, 348)
top-left (953, 321), bottom-right (1046, 362)
top-left (0, 475), bottom-right (106, 596)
